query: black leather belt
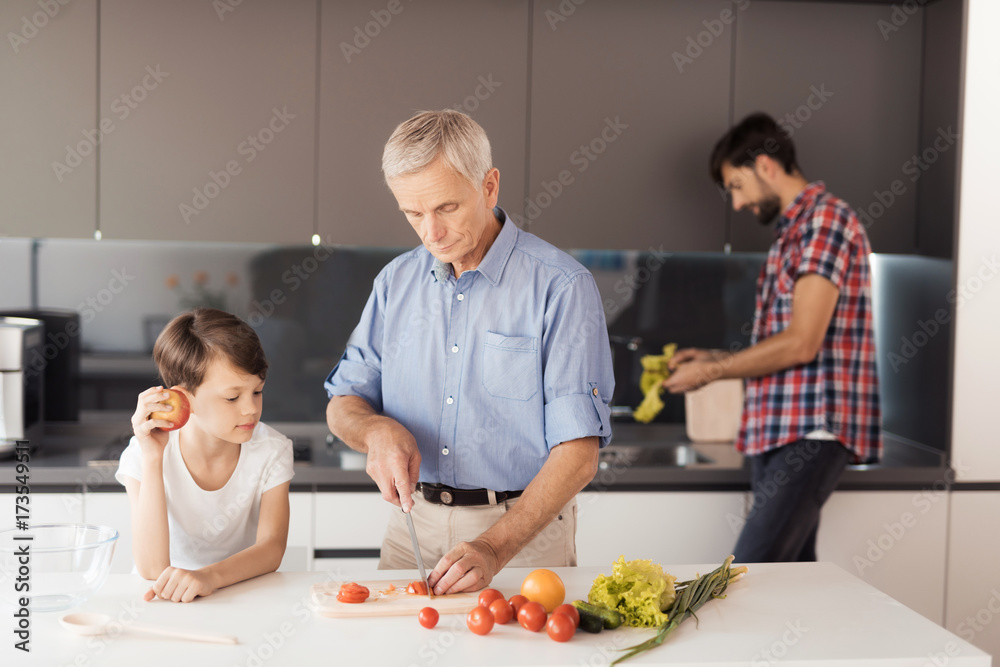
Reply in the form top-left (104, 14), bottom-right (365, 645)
top-left (417, 482), bottom-right (523, 506)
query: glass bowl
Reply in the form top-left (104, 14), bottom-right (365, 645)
top-left (0, 524), bottom-right (119, 612)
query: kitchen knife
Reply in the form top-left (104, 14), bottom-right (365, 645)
top-left (403, 509), bottom-right (433, 598)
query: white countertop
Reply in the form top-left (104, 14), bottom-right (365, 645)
top-left (3, 562), bottom-right (990, 666)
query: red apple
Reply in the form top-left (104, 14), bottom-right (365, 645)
top-left (150, 388), bottom-right (191, 431)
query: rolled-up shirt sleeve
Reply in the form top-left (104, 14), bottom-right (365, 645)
top-left (324, 273), bottom-right (387, 413)
top-left (541, 272), bottom-right (614, 449)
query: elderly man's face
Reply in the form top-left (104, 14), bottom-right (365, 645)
top-left (389, 157), bottom-right (500, 274)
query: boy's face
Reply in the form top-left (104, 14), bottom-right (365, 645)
top-left (187, 358), bottom-right (264, 444)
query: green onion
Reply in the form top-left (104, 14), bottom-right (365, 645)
top-left (612, 555), bottom-right (748, 665)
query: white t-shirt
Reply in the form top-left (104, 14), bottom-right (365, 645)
top-left (115, 422), bottom-right (294, 571)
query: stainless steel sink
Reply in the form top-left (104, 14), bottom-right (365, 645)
top-left (598, 444), bottom-right (713, 469)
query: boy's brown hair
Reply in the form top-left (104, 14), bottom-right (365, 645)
top-left (153, 308), bottom-right (268, 391)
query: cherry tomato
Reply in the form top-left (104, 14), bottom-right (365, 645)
top-left (553, 603), bottom-right (580, 628)
top-left (418, 607), bottom-right (439, 629)
top-left (508, 594), bottom-right (529, 614)
top-left (407, 580), bottom-right (428, 595)
top-left (517, 601), bottom-right (547, 632)
top-left (467, 605), bottom-right (495, 635)
top-left (489, 598), bottom-right (513, 625)
top-left (478, 588), bottom-right (505, 608)
top-left (547, 612), bottom-right (576, 642)
top-left (336, 582), bottom-right (370, 604)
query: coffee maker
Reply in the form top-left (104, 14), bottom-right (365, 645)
top-left (0, 317), bottom-right (44, 455)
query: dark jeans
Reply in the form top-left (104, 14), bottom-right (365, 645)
top-left (733, 439), bottom-right (853, 562)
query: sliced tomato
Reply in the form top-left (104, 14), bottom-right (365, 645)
top-left (336, 582), bottom-right (370, 604)
top-left (407, 580), bottom-right (429, 595)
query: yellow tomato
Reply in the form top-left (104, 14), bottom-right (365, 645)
top-left (520, 569), bottom-right (565, 613)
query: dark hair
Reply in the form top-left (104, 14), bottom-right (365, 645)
top-left (153, 308), bottom-right (268, 390)
top-left (710, 112), bottom-right (799, 185)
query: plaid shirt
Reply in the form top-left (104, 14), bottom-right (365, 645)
top-left (737, 182), bottom-right (882, 463)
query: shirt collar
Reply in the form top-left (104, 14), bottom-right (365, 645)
top-left (430, 206), bottom-right (517, 286)
top-left (776, 181), bottom-right (826, 236)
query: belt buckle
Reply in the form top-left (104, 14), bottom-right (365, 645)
top-left (440, 490), bottom-right (454, 505)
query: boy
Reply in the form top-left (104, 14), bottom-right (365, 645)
top-left (116, 308), bottom-right (294, 602)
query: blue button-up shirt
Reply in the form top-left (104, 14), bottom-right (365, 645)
top-left (325, 208), bottom-right (614, 491)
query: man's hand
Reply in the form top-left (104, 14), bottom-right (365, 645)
top-left (663, 348), bottom-right (728, 393)
top-left (428, 538), bottom-right (502, 595)
top-left (143, 567), bottom-right (217, 603)
top-left (365, 419), bottom-right (422, 512)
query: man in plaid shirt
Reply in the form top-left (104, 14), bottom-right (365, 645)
top-left (664, 113), bottom-right (881, 562)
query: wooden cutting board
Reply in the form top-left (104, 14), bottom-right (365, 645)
top-left (311, 579), bottom-right (481, 618)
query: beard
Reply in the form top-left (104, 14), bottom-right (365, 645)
top-left (754, 195), bottom-right (782, 225)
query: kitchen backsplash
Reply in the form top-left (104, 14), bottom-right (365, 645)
top-left (0, 237), bottom-right (952, 451)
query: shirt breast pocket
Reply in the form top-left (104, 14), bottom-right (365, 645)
top-left (483, 331), bottom-right (539, 401)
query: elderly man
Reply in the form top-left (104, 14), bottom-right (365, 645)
top-left (665, 112), bottom-right (881, 562)
top-left (325, 110), bottom-right (613, 594)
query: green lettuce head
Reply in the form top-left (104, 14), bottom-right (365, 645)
top-left (588, 556), bottom-right (677, 627)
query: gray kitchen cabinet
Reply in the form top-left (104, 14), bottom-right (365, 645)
top-left (817, 490), bottom-right (948, 625)
top-left (731, 1), bottom-right (923, 253)
top-left (526, 0), bottom-right (731, 251)
top-left (575, 491), bottom-right (748, 566)
top-left (0, 0), bottom-right (97, 239)
top-left (317, 0), bottom-right (529, 247)
top-left (98, 0), bottom-right (316, 243)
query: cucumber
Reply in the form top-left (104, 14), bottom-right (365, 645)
top-left (573, 600), bottom-right (623, 630)
top-left (578, 612), bottom-right (604, 634)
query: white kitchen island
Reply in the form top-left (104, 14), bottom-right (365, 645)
top-left (3, 562), bottom-right (990, 666)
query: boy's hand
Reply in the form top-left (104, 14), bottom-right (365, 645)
top-left (132, 386), bottom-right (176, 454)
top-left (143, 567), bottom-right (217, 603)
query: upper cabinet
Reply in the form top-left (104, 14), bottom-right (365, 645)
top-left (0, 0), bottom-right (97, 239)
top-left (527, 0), bottom-right (731, 251)
top-left (731, 1), bottom-right (923, 253)
top-left (317, 0), bottom-right (529, 247)
top-left (98, 0), bottom-right (316, 243)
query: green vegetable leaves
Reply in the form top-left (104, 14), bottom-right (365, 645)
top-left (587, 556), bottom-right (678, 628)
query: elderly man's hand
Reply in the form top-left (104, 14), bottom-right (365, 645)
top-left (428, 539), bottom-right (502, 595)
top-left (364, 419), bottom-right (421, 512)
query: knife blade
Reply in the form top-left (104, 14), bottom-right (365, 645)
top-left (403, 509), bottom-right (433, 598)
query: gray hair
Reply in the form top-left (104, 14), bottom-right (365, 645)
top-left (382, 110), bottom-right (492, 187)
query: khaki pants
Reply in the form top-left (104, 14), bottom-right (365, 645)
top-left (379, 493), bottom-right (578, 570)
